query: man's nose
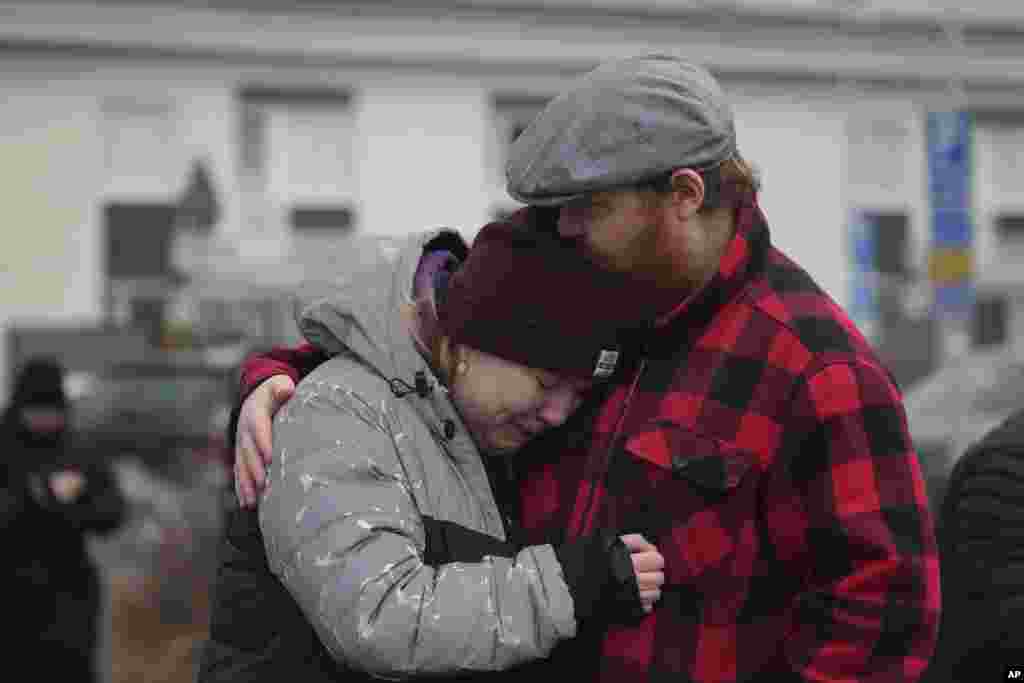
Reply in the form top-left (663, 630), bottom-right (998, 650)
top-left (557, 205), bottom-right (587, 238)
top-left (537, 387), bottom-right (579, 427)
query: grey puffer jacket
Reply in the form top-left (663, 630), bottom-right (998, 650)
top-left (258, 229), bottom-right (577, 679)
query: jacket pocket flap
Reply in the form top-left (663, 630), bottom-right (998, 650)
top-left (625, 422), bottom-right (753, 493)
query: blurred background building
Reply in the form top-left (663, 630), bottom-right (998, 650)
top-left (3, 1), bottom-right (1024, 681)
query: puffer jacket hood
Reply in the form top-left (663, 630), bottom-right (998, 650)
top-left (293, 229), bottom-right (454, 386)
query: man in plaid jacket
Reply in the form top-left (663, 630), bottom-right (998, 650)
top-left (232, 54), bottom-right (939, 682)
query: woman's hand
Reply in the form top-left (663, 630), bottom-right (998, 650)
top-left (620, 534), bottom-right (665, 614)
top-left (235, 375), bottom-right (295, 507)
top-left (49, 470), bottom-right (86, 504)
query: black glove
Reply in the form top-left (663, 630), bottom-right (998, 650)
top-left (554, 529), bottom-right (646, 625)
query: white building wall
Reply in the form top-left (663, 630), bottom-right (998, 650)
top-left (733, 95), bottom-right (846, 304)
top-left (4, 0), bottom-right (1024, 397)
top-left (356, 76), bottom-right (491, 240)
top-left (0, 79), bottom-right (105, 397)
top-left (974, 122), bottom-right (1024, 281)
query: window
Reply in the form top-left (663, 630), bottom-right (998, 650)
top-left (238, 86), bottom-right (356, 233)
top-left (104, 203), bottom-right (178, 280)
top-left (288, 206), bottom-right (354, 232)
top-left (871, 212), bottom-right (910, 276)
top-left (972, 292), bottom-right (1008, 348)
top-left (995, 213), bottom-right (1024, 242)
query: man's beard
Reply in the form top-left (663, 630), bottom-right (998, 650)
top-left (588, 219), bottom-right (670, 284)
top-left (586, 220), bottom-right (697, 321)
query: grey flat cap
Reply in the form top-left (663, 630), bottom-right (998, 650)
top-left (506, 54), bottom-right (736, 206)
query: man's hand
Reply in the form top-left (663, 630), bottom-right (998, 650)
top-left (235, 375), bottom-right (295, 507)
top-left (621, 533), bottom-right (665, 614)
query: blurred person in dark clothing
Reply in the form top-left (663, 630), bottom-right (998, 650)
top-left (923, 407), bottom-right (1024, 682)
top-left (0, 356), bottom-right (127, 683)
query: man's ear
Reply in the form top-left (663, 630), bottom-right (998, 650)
top-left (668, 169), bottom-right (705, 217)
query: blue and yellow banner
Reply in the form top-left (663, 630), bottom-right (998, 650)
top-left (926, 111), bottom-right (974, 323)
top-left (847, 208), bottom-right (879, 336)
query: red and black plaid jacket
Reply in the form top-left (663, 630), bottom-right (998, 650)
top-left (238, 201), bottom-right (939, 682)
top-left (511, 200), bottom-right (939, 682)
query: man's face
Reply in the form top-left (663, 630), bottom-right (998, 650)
top-left (556, 188), bottom-right (667, 276)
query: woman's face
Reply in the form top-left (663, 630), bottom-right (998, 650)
top-left (449, 347), bottom-right (592, 456)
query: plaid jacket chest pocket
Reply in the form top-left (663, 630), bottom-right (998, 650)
top-left (619, 422), bottom-right (761, 602)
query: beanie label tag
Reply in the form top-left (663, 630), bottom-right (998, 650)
top-left (593, 350), bottom-right (620, 378)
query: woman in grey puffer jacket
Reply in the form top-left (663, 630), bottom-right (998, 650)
top-left (200, 223), bottom-right (664, 681)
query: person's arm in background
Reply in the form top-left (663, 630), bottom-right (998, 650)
top-left (20, 454), bottom-right (126, 535)
top-left (52, 462), bottom-right (126, 535)
top-left (231, 343), bottom-right (329, 505)
top-left (923, 409), bottom-right (1024, 682)
top-left (236, 343), bottom-right (329, 406)
top-left (770, 359), bottom-right (941, 682)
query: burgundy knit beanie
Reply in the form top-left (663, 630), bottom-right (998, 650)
top-left (437, 219), bottom-right (654, 380)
